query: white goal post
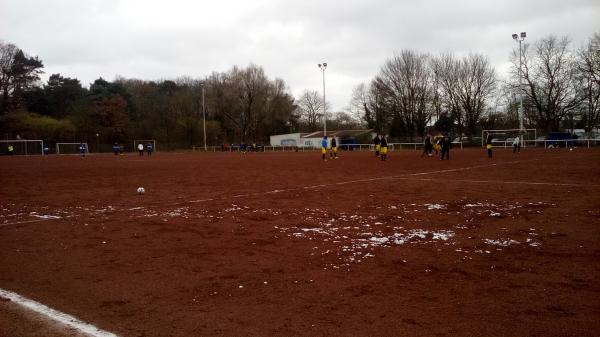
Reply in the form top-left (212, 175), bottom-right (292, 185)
top-left (0, 140), bottom-right (44, 155)
top-left (133, 140), bottom-right (157, 152)
top-left (482, 129), bottom-right (537, 148)
top-left (56, 142), bottom-right (89, 155)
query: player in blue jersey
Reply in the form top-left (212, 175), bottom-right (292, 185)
top-left (321, 136), bottom-right (328, 161)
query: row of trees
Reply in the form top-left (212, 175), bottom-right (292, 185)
top-left (346, 33), bottom-right (600, 140)
top-left (1, 33), bottom-right (599, 148)
top-left (349, 51), bottom-right (496, 141)
top-left (1, 39), bottom-right (298, 148)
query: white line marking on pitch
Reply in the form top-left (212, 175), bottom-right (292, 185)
top-left (394, 177), bottom-right (593, 187)
top-left (0, 215), bottom-right (78, 228)
top-left (0, 288), bottom-right (118, 337)
top-left (0, 218), bottom-right (55, 227)
top-left (166, 156), bottom-right (598, 208)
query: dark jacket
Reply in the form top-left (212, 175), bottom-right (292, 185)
top-left (440, 137), bottom-right (451, 150)
top-left (380, 137), bottom-right (388, 147)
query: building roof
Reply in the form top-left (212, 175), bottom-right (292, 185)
top-left (301, 129), bottom-right (372, 138)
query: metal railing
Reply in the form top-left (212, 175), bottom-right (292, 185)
top-left (490, 139), bottom-right (600, 149)
top-left (193, 142), bottom-right (465, 152)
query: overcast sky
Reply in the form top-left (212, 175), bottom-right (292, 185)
top-left (1, 0), bottom-right (599, 111)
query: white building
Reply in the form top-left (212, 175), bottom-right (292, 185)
top-left (270, 130), bottom-right (372, 148)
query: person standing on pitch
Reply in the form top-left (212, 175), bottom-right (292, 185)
top-left (512, 135), bottom-right (521, 153)
top-left (112, 142), bottom-right (120, 155)
top-left (380, 135), bottom-right (389, 161)
top-left (137, 143), bottom-right (144, 156)
top-left (146, 142), bottom-right (153, 156)
top-left (422, 133), bottom-right (433, 157)
top-left (330, 136), bottom-right (338, 159)
top-left (440, 134), bottom-right (451, 160)
top-left (373, 134), bottom-right (381, 157)
top-left (321, 136), bottom-right (328, 161)
top-left (7, 144), bottom-right (14, 155)
top-left (485, 133), bottom-right (493, 159)
top-left (79, 142), bottom-right (86, 157)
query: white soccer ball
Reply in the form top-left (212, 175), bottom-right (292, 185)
top-left (137, 187), bottom-right (145, 194)
top-left (569, 148), bottom-right (573, 151)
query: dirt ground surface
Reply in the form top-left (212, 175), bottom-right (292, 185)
top-left (0, 148), bottom-right (599, 337)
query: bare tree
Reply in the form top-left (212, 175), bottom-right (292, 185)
top-left (431, 53), bottom-right (463, 134)
top-left (576, 32), bottom-right (600, 134)
top-left (516, 35), bottom-right (580, 132)
top-left (378, 50), bottom-right (433, 139)
top-left (349, 83), bottom-right (369, 123)
top-left (296, 89), bottom-right (324, 131)
top-left (456, 53), bottom-right (497, 136)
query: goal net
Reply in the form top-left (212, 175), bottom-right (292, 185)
top-left (56, 142), bottom-right (89, 155)
top-left (134, 140), bottom-right (156, 152)
top-left (481, 129), bottom-right (537, 148)
top-left (0, 140), bottom-right (44, 155)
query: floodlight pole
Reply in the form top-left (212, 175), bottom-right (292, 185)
top-left (318, 62), bottom-right (327, 137)
top-left (201, 82), bottom-right (207, 151)
top-left (513, 32), bottom-right (526, 146)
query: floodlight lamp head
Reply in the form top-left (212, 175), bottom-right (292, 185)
top-left (512, 34), bottom-right (518, 40)
top-left (323, 62), bottom-right (327, 67)
top-left (521, 32), bottom-right (526, 38)
top-left (318, 64), bottom-right (322, 68)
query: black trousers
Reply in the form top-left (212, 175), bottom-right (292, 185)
top-left (441, 148), bottom-right (449, 160)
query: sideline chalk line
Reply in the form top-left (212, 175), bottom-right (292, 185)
top-left (0, 288), bottom-right (118, 337)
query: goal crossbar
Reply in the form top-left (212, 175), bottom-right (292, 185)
top-left (482, 129), bottom-right (537, 148)
top-left (56, 142), bottom-right (89, 155)
top-left (0, 139), bottom-right (44, 155)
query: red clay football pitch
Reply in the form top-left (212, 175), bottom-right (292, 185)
top-left (0, 148), bottom-right (599, 337)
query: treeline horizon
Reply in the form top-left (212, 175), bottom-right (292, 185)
top-left (1, 33), bottom-right (598, 149)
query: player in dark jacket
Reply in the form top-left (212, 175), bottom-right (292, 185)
top-left (380, 135), bottom-right (389, 161)
top-left (329, 137), bottom-right (338, 159)
top-left (373, 135), bottom-right (381, 157)
top-left (485, 133), bottom-right (493, 159)
top-left (146, 142), bottom-right (153, 156)
top-left (421, 134), bottom-right (433, 157)
top-left (440, 135), bottom-right (451, 160)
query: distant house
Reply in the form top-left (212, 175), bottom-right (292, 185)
top-left (270, 130), bottom-right (372, 148)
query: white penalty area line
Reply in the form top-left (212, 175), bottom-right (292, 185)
top-left (0, 215), bottom-right (77, 228)
top-left (0, 218), bottom-right (56, 227)
top-left (171, 159), bottom-right (542, 206)
top-left (394, 176), bottom-right (597, 188)
top-left (0, 288), bottom-right (118, 337)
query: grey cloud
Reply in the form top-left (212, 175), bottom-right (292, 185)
top-left (1, 0), bottom-right (598, 111)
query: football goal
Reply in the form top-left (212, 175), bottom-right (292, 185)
top-left (134, 140), bottom-right (157, 152)
top-left (481, 129), bottom-right (537, 148)
top-left (56, 142), bottom-right (89, 155)
top-left (0, 139), bottom-right (44, 155)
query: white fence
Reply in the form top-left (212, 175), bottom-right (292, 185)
top-left (491, 139), bottom-right (600, 149)
top-left (193, 142), bottom-right (465, 152)
top-left (192, 139), bottom-right (600, 152)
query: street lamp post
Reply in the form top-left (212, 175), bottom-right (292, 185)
top-left (201, 82), bottom-right (207, 151)
top-left (512, 32), bottom-right (526, 146)
top-left (318, 63), bottom-right (327, 136)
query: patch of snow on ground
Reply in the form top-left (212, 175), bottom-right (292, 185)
top-left (424, 203), bottom-right (446, 210)
top-left (484, 238), bottom-right (520, 246)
